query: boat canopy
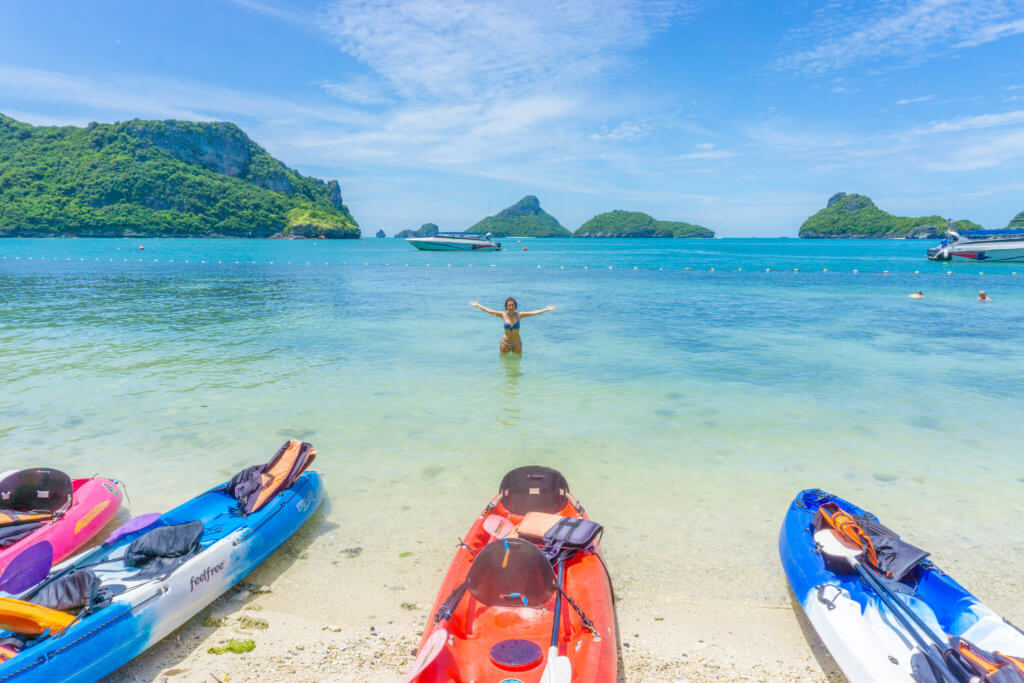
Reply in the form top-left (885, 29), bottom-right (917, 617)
top-left (433, 232), bottom-right (489, 239)
top-left (957, 228), bottom-right (1024, 239)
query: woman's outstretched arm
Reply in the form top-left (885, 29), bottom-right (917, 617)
top-left (519, 305), bottom-right (557, 318)
top-left (469, 300), bottom-right (503, 317)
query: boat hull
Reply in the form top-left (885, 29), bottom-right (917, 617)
top-left (0, 472), bottom-right (323, 683)
top-left (0, 478), bottom-right (122, 579)
top-left (406, 239), bottom-right (500, 251)
top-left (409, 500), bottom-right (617, 682)
top-left (780, 488), bottom-right (1024, 683)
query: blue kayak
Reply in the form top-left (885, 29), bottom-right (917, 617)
top-left (0, 470), bottom-right (322, 683)
top-left (780, 488), bottom-right (1024, 683)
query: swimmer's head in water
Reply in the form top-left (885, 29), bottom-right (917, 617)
top-left (505, 297), bottom-right (518, 311)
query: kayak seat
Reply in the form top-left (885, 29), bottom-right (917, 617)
top-left (0, 597), bottom-right (74, 637)
top-left (498, 466), bottom-right (569, 515)
top-left (466, 538), bottom-right (555, 609)
top-left (124, 520), bottom-right (204, 579)
top-left (227, 440), bottom-right (316, 515)
top-left (0, 468), bottom-right (73, 518)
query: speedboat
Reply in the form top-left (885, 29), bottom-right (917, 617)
top-left (406, 232), bottom-right (501, 251)
top-left (927, 222), bottom-right (1024, 262)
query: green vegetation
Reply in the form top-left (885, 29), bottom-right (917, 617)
top-left (394, 223), bottom-right (439, 238)
top-left (799, 193), bottom-right (978, 238)
top-left (0, 114), bottom-right (359, 237)
top-left (1007, 211), bottom-right (1024, 227)
top-left (468, 196), bottom-right (571, 237)
top-left (574, 210), bottom-right (714, 238)
top-left (207, 639), bottom-right (256, 655)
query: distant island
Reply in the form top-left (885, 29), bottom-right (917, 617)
top-left (394, 223), bottom-right (439, 238)
top-left (799, 193), bottom-right (979, 238)
top-left (0, 114), bottom-right (359, 238)
top-left (375, 229), bottom-right (385, 238)
top-left (574, 210), bottom-right (714, 238)
top-left (468, 196), bottom-right (571, 237)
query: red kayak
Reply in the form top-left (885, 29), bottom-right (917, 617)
top-left (408, 466), bottom-right (617, 682)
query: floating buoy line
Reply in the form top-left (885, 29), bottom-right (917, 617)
top-left (0, 255), bottom-right (1019, 277)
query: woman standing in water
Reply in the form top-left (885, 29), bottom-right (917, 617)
top-left (469, 297), bottom-right (556, 354)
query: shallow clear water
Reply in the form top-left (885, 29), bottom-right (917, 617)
top-left (2, 237), bottom-right (1023, 624)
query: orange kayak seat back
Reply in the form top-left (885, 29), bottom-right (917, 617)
top-left (517, 512), bottom-right (603, 563)
top-left (0, 596), bottom-right (75, 637)
top-left (494, 465), bottom-right (580, 515)
top-left (950, 637), bottom-right (1024, 682)
top-left (434, 538), bottom-right (556, 624)
top-left (813, 501), bottom-right (929, 581)
top-left (226, 440), bottom-right (316, 515)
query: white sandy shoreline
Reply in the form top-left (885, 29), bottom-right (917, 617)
top-left (100, 481), bottom-right (1024, 683)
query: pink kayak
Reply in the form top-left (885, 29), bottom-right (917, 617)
top-left (0, 469), bottom-right (123, 580)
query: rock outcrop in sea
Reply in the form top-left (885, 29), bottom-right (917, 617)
top-left (799, 192), bottom-right (978, 238)
top-left (468, 196), bottom-right (571, 237)
top-left (0, 114), bottom-right (359, 238)
top-left (574, 210), bottom-right (714, 238)
top-left (375, 229), bottom-right (386, 238)
top-left (394, 223), bottom-right (439, 238)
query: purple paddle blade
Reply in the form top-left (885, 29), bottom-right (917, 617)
top-left (105, 512), bottom-right (162, 545)
top-left (0, 540), bottom-right (53, 594)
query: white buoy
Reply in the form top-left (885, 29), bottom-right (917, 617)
top-left (823, 269), bottom-right (828, 272)
top-left (710, 268), bottom-right (715, 271)
top-left (853, 269), bottom-right (858, 273)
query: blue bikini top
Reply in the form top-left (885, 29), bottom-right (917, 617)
top-left (503, 316), bottom-right (520, 330)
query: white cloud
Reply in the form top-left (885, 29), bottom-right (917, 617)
top-left (0, 63), bottom-right (368, 127)
top-left (318, 75), bottom-right (394, 106)
top-left (319, 0), bottom-right (690, 101)
top-left (774, 0), bottom-right (1024, 73)
top-left (914, 109), bottom-right (1024, 134)
top-left (676, 142), bottom-right (736, 160)
top-left (897, 94), bottom-right (935, 105)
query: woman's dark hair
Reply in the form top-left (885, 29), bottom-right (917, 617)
top-left (505, 297), bottom-right (518, 310)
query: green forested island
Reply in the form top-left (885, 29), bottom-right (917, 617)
top-left (0, 114), bottom-right (359, 238)
top-left (468, 196), bottom-right (571, 237)
top-left (574, 210), bottom-right (714, 237)
top-left (799, 193), bottom-right (978, 238)
top-left (394, 223), bottom-right (439, 238)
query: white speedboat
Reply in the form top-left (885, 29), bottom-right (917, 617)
top-left (406, 232), bottom-right (502, 251)
top-left (927, 223), bottom-right (1024, 262)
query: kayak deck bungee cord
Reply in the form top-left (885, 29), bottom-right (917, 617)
top-left (408, 466), bottom-right (617, 683)
top-left (780, 488), bottom-right (1024, 683)
top-left (0, 440), bottom-right (321, 683)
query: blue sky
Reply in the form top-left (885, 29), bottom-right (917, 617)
top-left (2, 0), bottom-right (1024, 236)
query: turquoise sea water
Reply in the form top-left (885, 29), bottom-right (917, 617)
top-left (2, 237), bottom-right (1023, 646)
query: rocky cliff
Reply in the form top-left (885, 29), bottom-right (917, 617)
top-left (0, 115), bottom-right (359, 237)
top-left (468, 196), bottom-right (571, 237)
top-left (799, 193), bottom-right (978, 238)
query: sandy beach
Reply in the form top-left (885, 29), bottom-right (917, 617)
top-left (103, 470), bottom-right (1024, 682)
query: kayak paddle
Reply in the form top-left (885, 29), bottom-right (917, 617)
top-left (0, 541), bottom-right (53, 595)
top-left (541, 559), bottom-right (571, 683)
top-left (814, 528), bottom-right (966, 683)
